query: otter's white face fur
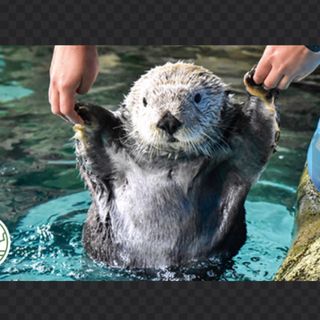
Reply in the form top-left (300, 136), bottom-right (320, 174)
top-left (122, 62), bottom-right (231, 158)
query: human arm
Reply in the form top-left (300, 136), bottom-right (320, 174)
top-left (49, 45), bottom-right (99, 123)
top-left (253, 45), bottom-right (320, 90)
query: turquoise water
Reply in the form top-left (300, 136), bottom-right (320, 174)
top-left (0, 46), bottom-right (319, 281)
top-left (0, 188), bottom-right (294, 281)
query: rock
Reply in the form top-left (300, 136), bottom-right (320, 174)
top-left (275, 166), bottom-right (320, 280)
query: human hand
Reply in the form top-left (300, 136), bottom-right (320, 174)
top-left (253, 45), bottom-right (320, 90)
top-left (49, 45), bottom-right (99, 123)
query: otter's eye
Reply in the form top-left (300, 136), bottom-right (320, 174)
top-left (143, 97), bottom-right (147, 107)
top-left (194, 93), bottom-right (201, 103)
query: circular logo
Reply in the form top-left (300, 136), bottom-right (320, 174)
top-left (0, 220), bottom-right (10, 265)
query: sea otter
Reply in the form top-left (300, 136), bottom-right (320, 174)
top-left (72, 62), bottom-right (280, 269)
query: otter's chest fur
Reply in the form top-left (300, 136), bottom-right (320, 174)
top-left (86, 150), bottom-right (227, 268)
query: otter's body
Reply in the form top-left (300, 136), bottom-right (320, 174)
top-left (73, 62), bottom-right (280, 269)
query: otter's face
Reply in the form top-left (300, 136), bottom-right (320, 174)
top-left (123, 62), bottom-right (230, 157)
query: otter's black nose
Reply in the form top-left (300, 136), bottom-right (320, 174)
top-left (157, 112), bottom-right (182, 135)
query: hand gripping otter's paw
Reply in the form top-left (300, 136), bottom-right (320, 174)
top-left (73, 103), bottom-right (98, 144)
top-left (243, 66), bottom-right (280, 145)
top-left (73, 102), bottom-right (124, 150)
top-left (243, 65), bottom-right (278, 106)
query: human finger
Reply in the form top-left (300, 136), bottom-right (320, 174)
top-left (277, 75), bottom-right (292, 90)
top-left (253, 59), bottom-right (272, 84)
top-left (263, 68), bottom-right (284, 89)
top-left (59, 89), bottom-right (83, 124)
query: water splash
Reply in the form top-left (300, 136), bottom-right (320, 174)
top-left (0, 189), bottom-right (294, 281)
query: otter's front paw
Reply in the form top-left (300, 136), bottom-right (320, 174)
top-left (73, 103), bottom-right (102, 147)
top-left (73, 102), bottom-right (109, 145)
top-left (243, 66), bottom-right (280, 145)
top-left (243, 66), bottom-right (278, 113)
top-left (74, 102), bottom-right (103, 128)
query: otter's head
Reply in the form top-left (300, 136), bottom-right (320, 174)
top-left (122, 62), bottom-right (232, 158)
